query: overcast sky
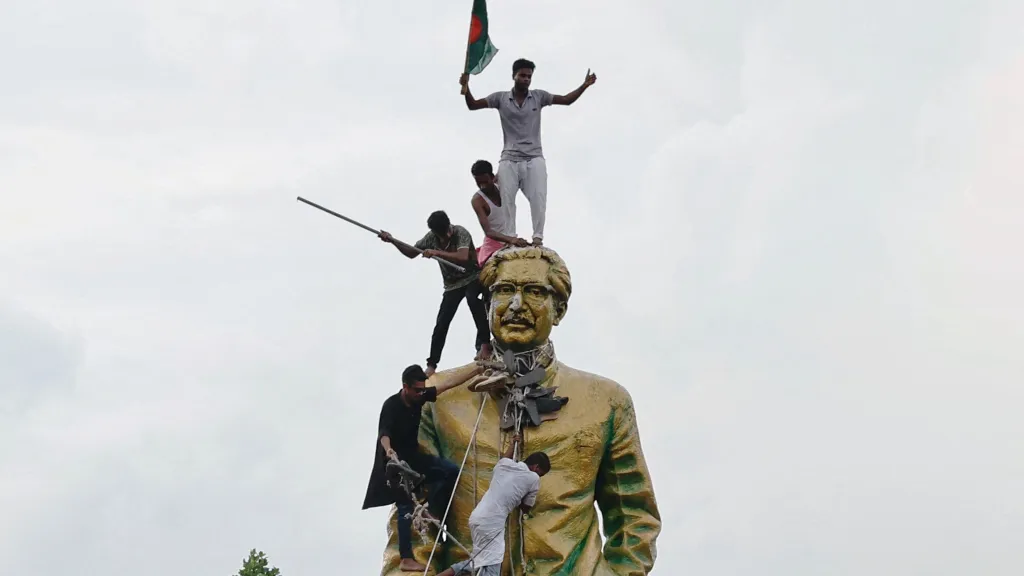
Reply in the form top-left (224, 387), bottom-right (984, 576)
top-left (2, 0), bottom-right (1022, 574)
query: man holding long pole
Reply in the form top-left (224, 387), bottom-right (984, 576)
top-left (379, 210), bottom-right (492, 377)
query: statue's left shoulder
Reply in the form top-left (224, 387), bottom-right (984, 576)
top-left (553, 362), bottom-right (636, 408)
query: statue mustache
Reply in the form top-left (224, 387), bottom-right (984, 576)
top-left (501, 311), bottom-right (535, 326)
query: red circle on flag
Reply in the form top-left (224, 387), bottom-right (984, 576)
top-left (469, 15), bottom-right (483, 44)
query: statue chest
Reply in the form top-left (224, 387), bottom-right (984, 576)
top-left (433, 387), bottom-right (610, 494)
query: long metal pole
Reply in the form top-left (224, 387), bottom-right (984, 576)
top-left (296, 196), bottom-right (467, 273)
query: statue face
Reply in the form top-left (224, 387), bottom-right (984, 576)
top-left (489, 258), bottom-right (566, 350)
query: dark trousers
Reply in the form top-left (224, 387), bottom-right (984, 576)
top-left (428, 278), bottom-right (490, 367)
top-left (395, 454), bottom-right (460, 558)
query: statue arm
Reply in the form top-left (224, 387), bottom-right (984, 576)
top-left (378, 402), bottom-right (448, 575)
top-left (595, 390), bottom-right (662, 575)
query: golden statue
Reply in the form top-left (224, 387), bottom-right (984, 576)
top-left (378, 246), bottom-right (661, 575)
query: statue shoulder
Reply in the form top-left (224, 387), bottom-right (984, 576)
top-left (554, 362), bottom-right (636, 406)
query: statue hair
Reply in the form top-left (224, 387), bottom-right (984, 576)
top-left (479, 246), bottom-right (572, 304)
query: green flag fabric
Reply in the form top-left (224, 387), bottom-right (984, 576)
top-left (465, 0), bottom-right (498, 75)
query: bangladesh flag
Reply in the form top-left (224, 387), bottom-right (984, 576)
top-left (465, 0), bottom-right (498, 75)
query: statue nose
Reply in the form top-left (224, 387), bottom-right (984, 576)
top-left (509, 292), bottom-right (523, 310)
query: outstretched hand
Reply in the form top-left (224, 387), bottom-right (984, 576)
top-left (583, 68), bottom-right (597, 86)
top-left (459, 73), bottom-right (469, 95)
top-left (378, 230), bottom-right (393, 243)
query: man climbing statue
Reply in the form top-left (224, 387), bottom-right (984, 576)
top-left (362, 363), bottom-right (483, 572)
top-left (460, 58), bottom-right (597, 246)
top-left (378, 210), bottom-right (493, 377)
top-left (438, 433), bottom-right (550, 576)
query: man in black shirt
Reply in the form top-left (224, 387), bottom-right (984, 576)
top-left (362, 363), bottom-right (483, 572)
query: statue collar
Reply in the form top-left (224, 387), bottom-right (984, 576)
top-left (488, 340), bottom-right (557, 381)
top-left (486, 341), bottom-right (568, 429)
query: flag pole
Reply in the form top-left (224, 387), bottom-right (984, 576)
top-left (296, 196), bottom-right (467, 273)
top-left (461, 1), bottom-right (472, 94)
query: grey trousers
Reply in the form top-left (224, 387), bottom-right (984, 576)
top-left (448, 559), bottom-right (501, 576)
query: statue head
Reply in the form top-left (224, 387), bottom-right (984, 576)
top-left (479, 246), bottom-right (571, 351)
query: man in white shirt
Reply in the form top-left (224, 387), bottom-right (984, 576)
top-left (438, 434), bottom-right (551, 576)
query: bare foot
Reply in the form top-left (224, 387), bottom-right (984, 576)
top-left (399, 558), bottom-right (427, 571)
top-left (425, 365), bottom-right (436, 378)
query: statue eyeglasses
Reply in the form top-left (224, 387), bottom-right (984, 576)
top-left (488, 282), bottom-right (554, 303)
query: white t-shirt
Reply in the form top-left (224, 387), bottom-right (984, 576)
top-left (467, 458), bottom-right (541, 567)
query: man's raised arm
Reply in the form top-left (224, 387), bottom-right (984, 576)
top-left (594, 385), bottom-right (661, 575)
top-left (459, 74), bottom-right (490, 110)
top-left (551, 69), bottom-right (598, 106)
top-left (502, 432), bottom-right (521, 461)
top-left (429, 363), bottom-right (484, 395)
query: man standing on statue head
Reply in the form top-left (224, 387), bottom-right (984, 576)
top-left (362, 363), bottom-right (483, 573)
top-left (378, 210), bottom-right (492, 377)
top-left (460, 59), bottom-right (597, 246)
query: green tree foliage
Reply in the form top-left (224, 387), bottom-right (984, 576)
top-left (235, 549), bottom-right (281, 576)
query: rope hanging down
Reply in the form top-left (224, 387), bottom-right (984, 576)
top-left (421, 394), bottom-right (489, 573)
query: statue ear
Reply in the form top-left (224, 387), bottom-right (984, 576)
top-left (552, 300), bottom-right (568, 326)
